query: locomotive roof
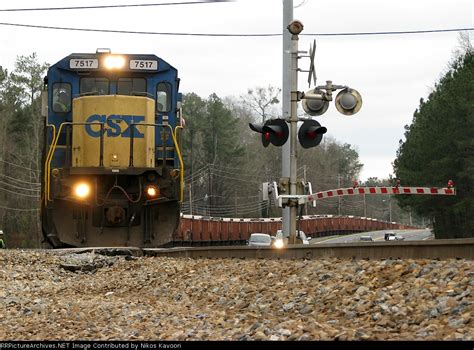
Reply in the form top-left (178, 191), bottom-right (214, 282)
top-left (49, 52), bottom-right (177, 74)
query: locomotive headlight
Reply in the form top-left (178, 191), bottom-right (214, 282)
top-left (104, 55), bottom-right (126, 69)
top-left (145, 185), bottom-right (159, 199)
top-left (74, 182), bottom-right (91, 199)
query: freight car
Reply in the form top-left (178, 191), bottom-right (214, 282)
top-left (176, 215), bottom-right (415, 246)
top-left (41, 49), bottom-right (184, 248)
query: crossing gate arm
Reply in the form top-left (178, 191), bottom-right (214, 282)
top-left (274, 186), bottom-right (456, 208)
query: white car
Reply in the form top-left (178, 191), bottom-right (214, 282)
top-left (274, 229), bottom-right (311, 247)
top-left (384, 232), bottom-right (405, 241)
top-left (247, 233), bottom-right (273, 247)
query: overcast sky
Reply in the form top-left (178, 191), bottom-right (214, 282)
top-left (0, 0), bottom-right (472, 181)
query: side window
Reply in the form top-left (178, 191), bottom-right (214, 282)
top-left (156, 82), bottom-right (171, 113)
top-left (117, 78), bottom-right (146, 95)
top-left (52, 83), bottom-right (72, 113)
top-left (80, 77), bottom-right (109, 95)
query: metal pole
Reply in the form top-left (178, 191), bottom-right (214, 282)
top-left (189, 183), bottom-right (193, 215)
top-left (289, 29), bottom-right (299, 245)
top-left (363, 194), bottom-right (367, 217)
top-left (282, 0), bottom-right (293, 239)
top-left (303, 165), bottom-right (308, 215)
top-left (338, 174), bottom-right (341, 215)
top-left (389, 195), bottom-right (392, 222)
top-left (208, 168), bottom-right (212, 217)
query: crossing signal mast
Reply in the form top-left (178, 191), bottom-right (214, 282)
top-left (249, 20), bottom-right (363, 244)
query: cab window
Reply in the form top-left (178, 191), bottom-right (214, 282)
top-left (52, 83), bottom-right (71, 113)
top-left (80, 77), bottom-right (109, 95)
top-left (117, 78), bottom-right (146, 95)
top-left (156, 82), bottom-right (171, 112)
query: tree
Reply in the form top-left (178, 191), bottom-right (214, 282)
top-left (393, 44), bottom-right (473, 238)
top-left (181, 93), bottom-right (207, 176)
top-left (298, 137), bottom-right (363, 216)
top-left (181, 92), bottom-right (246, 216)
top-left (241, 85), bottom-right (281, 123)
top-left (0, 53), bottom-right (48, 247)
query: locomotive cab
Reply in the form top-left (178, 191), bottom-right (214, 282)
top-left (41, 50), bottom-right (184, 248)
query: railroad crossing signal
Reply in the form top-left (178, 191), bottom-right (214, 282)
top-left (302, 85), bottom-right (363, 117)
top-left (298, 119), bottom-right (327, 149)
top-left (307, 39), bottom-right (316, 87)
top-left (301, 89), bottom-right (329, 116)
top-left (248, 122), bottom-right (270, 147)
top-left (335, 88), bottom-right (363, 115)
top-left (249, 119), bottom-right (289, 147)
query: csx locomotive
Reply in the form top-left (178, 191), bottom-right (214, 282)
top-left (41, 49), bottom-right (184, 248)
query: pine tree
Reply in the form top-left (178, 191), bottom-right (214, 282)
top-left (394, 46), bottom-right (474, 238)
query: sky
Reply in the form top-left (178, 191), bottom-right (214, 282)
top-left (0, 0), bottom-right (472, 182)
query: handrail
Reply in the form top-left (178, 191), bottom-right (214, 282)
top-left (129, 123), bottom-right (185, 202)
top-left (174, 125), bottom-right (184, 141)
top-left (44, 121), bottom-right (184, 203)
top-left (43, 124), bottom-right (56, 206)
top-left (45, 122), bottom-right (104, 203)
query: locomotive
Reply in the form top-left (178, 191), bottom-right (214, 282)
top-left (41, 49), bottom-right (184, 248)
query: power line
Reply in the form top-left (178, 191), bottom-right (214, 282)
top-left (0, 173), bottom-right (40, 186)
top-left (0, 180), bottom-right (40, 192)
top-left (0, 22), bottom-right (471, 37)
top-left (0, 159), bottom-right (38, 172)
top-left (0, 205), bottom-right (39, 212)
top-left (0, 22), bottom-right (279, 37)
top-left (303, 28), bottom-right (474, 37)
top-left (0, 186), bottom-right (40, 198)
top-left (0, 1), bottom-right (230, 12)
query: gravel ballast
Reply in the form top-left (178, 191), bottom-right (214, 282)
top-left (0, 250), bottom-right (472, 340)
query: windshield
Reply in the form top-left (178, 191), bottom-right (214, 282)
top-left (250, 235), bottom-right (271, 243)
top-left (276, 230), bottom-right (305, 238)
top-left (80, 77), bottom-right (109, 95)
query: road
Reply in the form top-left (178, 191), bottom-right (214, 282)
top-left (311, 228), bottom-right (433, 244)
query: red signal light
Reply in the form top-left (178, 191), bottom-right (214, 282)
top-left (298, 120), bottom-right (327, 149)
top-left (249, 119), bottom-right (288, 147)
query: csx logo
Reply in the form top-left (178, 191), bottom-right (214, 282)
top-left (85, 114), bottom-right (145, 138)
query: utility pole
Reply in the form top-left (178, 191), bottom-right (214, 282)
top-left (208, 168), bottom-right (212, 217)
top-left (282, 0), bottom-right (293, 239)
top-left (363, 194), bottom-right (367, 217)
top-left (287, 20), bottom-right (304, 245)
top-left (248, 2), bottom-right (361, 244)
top-left (190, 129), bottom-right (194, 216)
top-left (189, 183), bottom-right (193, 215)
top-left (389, 195), bottom-right (392, 222)
top-left (303, 165), bottom-right (308, 215)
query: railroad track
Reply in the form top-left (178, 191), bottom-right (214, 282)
top-left (51, 238), bottom-right (474, 260)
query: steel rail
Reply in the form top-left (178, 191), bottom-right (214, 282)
top-left (50, 238), bottom-right (474, 260)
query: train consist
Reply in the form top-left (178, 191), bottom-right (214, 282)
top-left (176, 214), bottom-right (416, 246)
top-left (41, 50), bottom-right (184, 248)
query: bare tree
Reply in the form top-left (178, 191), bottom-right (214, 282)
top-left (241, 85), bottom-right (281, 123)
